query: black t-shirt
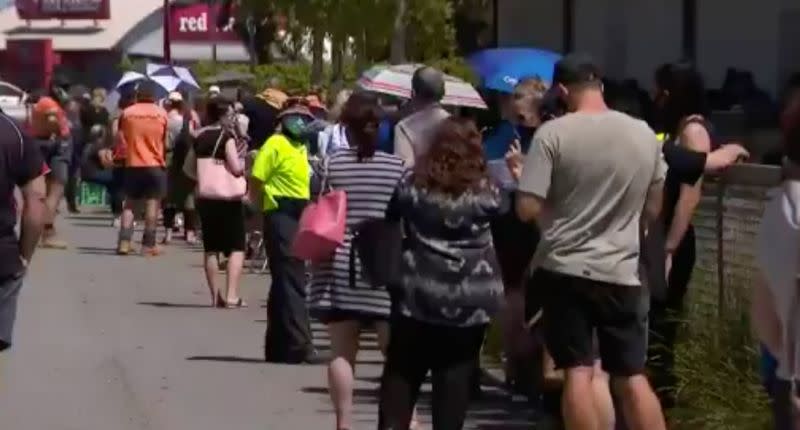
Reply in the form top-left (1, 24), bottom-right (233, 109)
top-left (0, 114), bottom-right (45, 278)
top-left (80, 105), bottom-right (110, 131)
top-left (662, 143), bottom-right (706, 186)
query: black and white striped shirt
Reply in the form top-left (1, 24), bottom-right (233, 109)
top-left (308, 149), bottom-right (406, 318)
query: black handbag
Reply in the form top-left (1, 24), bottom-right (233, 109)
top-left (352, 219), bottom-right (403, 288)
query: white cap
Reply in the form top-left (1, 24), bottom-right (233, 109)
top-left (167, 91), bottom-right (183, 102)
top-left (209, 85), bottom-right (221, 95)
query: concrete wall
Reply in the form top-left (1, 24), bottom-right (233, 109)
top-left (696, 0), bottom-right (781, 93)
top-left (496, 0), bottom-right (563, 53)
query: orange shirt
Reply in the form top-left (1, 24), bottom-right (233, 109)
top-left (119, 103), bottom-right (168, 168)
top-left (31, 96), bottom-right (70, 138)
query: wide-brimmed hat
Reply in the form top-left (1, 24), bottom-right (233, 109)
top-left (277, 103), bottom-right (314, 119)
top-left (258, 88), bottom-right (289, 110)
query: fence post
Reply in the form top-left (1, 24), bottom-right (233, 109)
top-left (715, 176), bottom-right (726, 322)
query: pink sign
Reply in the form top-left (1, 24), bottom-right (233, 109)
top-left (169, 3), bottom-right (240, 43)
top-left (16, 0), bottom-right (111, 20)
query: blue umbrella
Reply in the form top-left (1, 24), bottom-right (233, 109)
top-left (468, 47), bottom-right (562, 93)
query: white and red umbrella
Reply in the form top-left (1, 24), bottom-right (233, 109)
top-left (357, 64), bottom-right (487, 110)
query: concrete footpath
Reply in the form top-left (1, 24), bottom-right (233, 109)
top-left (0, 212), bottom-right (536, 430)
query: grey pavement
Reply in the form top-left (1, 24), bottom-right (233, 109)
top-left (0, 211), bottom-right (536, 430)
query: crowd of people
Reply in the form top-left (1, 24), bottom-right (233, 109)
top-left (5, 50), bottom-right (800, 430)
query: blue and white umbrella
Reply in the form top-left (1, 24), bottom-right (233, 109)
top-left (146, 63), bottom-right (201, 92)
top-left (115, 71), bottom-right (146, 89)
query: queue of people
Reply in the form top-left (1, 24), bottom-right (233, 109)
top-left (5, 51), bottom-right (799, 430)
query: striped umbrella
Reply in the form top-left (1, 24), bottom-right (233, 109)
top-left (357, 64), bottom-right (487, 110)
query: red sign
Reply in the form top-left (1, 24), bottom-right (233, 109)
top-left (4, 39), bottom-right (56, 90)
top-left (169, 3), bottom-right (240, 43)
top-left (15, 0), bottom-right (111, 20)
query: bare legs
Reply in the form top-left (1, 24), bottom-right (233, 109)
top-left (592, 363), bottom-right (615, 430)
top-left (224, 251), bottom-right (245, 304)
top-left (203, 252), bottom-right (220, 306)
top-left (327, 321), bottom-right (419, 430)
top-left (41, 179), bottom-right (67, 248)
top-left (563, 366), bottom-right (663, 430)
top-left (612, 375), bottom-right (666, 430)
top-left (327, 321), bottom-right (390, 430)
top-left (203, 251), bottom-right (245, 307)
top-left (563, 367), bottom-right (602, 430)
top-left (117, 199), bottom-right (161, 255)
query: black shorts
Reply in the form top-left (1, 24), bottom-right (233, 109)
top-left (122, 167), bottom-right (167, 200)
top-left (197, 199), bottom-right (246, 255)
top-left (529, 268), bottom-right (647, 376)
top-left (0, 273), bottom-right (24, 352)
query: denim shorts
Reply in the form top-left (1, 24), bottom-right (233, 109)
top-left (0, 273), bottom-right (24, 352)
top-left (36, 137), bottom-right (72, 185)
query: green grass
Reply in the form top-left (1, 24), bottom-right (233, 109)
top-left (669, 284), bottom-right (771, 430)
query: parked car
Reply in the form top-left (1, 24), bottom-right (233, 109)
top-left (0, 81), bottom-right (28, 122)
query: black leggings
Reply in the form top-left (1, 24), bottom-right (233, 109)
top-left (648, 227), bottom-right (695, 408)
top-left (379, 316), bottom-right (486, 430)
top-left (163, 207), bottom-right (197, 231)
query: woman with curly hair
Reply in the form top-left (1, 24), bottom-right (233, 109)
top-left (378, 117), bottom-right (506, 430)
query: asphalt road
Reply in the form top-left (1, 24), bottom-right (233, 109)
top-left (0, 212), bottom-right (535, 430)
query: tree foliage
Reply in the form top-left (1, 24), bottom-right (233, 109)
top-left (235, 0), bottom-right (458, 65)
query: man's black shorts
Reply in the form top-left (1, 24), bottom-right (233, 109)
top-left (527, 268), bottom-right (647, 376)
top-left (122, 167), bottom-right (167, 200)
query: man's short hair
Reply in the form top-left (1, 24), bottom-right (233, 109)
top-left (135, 80), bottom-right (159, 103)
top-left (412, 66), bottom-right (445, 102)
top-left (553, 53), bottom-right (603, 90)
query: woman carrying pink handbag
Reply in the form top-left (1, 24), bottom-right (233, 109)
top-left (193, 97), bottom-right (249, 309)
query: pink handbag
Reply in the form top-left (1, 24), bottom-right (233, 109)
top-left (196, 130), bottom-right (247, 200)
top-left (291, 162), bottom-right (347, 262)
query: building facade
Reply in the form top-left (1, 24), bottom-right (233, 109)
top-left (0, 0), bottom-right (250, 89)
top-left (497, 0), bottom-right (800, 95)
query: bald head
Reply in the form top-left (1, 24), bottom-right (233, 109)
top-left (411, 66), bottom-right (445, 103)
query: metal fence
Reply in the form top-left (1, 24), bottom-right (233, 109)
top-left (688, 163), bottom-right (782, 321)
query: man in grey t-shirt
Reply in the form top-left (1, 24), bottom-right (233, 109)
top-left (516, 54), bottom-right (667, 430)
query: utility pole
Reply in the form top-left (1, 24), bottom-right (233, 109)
top-left (163, 0), bottom-right (172, 63)
top-left (211, 0), bottom-right (218, 68)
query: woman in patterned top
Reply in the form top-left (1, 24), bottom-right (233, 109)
top-left (378, 117), bottom-right (506, 430)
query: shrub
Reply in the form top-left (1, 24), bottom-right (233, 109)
top-left (669, 283), bottom-right (771, 429)
top-left (190, 58), bottom-right (475, 97)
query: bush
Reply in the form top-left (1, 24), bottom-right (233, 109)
top-left (190, 57), bottom-right (475, 97)
top-left (669, 284), bottom-right (771, 429)
top-left (191, 61), bottom-right (358, 96)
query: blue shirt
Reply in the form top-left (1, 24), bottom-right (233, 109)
top-left (377, 119), bottom-right (394, 154)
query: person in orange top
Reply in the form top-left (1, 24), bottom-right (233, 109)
top-left (116, 81), bottom-right (169, 256)
top-left (30, 76), bottom-right (73, 249)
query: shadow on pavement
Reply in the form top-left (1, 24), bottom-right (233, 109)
top-left (71, 222), bottom-right (113, 228)
top-left (138, 301), bottom-right (214, 309)
top-left (76, 246), bottom-right (119, 256)
top-left (303, 380), bottom-right (539, 429)
top-left (186, 355), bottom-right (265, 364)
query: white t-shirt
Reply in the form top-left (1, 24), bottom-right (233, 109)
top-left (757, 180), bottom-right (800, 380)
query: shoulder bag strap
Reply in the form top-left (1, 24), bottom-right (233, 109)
top-left (210, 127), bottom-right (226, 158)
